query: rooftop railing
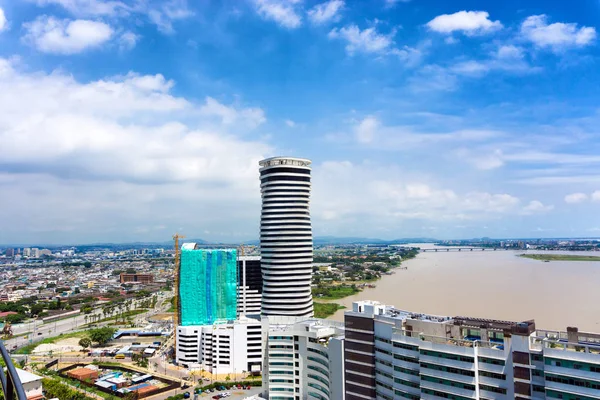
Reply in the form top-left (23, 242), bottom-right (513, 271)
top-left (0, 340), bottom-right (28, 400)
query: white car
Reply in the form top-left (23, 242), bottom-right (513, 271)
top-left (223, 392), bottom-right (231, 397)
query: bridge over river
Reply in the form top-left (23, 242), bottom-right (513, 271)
top-left (421, 247), bottom-right (509, 252)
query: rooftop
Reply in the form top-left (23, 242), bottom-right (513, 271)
top-left (16, 368), bottom-right (42, 384)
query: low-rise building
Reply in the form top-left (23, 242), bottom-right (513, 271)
top-left (16, 369), bottom-right (44, 400)
top-left (119, 273), bottom-right (154, 284)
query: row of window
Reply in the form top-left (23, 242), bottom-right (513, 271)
top-left (546, 373), bottom-right (600, 390)
top-left (420, 362), bottom-right (475, 377)
top-left (479, 384), bottom-right (507, 394)
top-left (545, 357), bottom-right (600, 373)
top-left (421, 375), bottom-right (475, 391)
top-left (420, 388), bottom-right (471, 400)
top-left (478, 356), bottom-right (505, 366)
top-left (420, 349), bottom-right (474, 363)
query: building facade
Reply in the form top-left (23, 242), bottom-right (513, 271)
top-left (176, 316), bottom-right (263, 375)
top-left (119, 273), bottom-right (154, 284)
top-left (259, 157), bottom-right (314, 318)
top-left (344, 300), bottom-right (600, 400)
top-left (179, 245), bottom-right (237, 326)
top-left (238, 256), bottom-right (262, 316)
top-left (264, 317), bottom-right (345, 400)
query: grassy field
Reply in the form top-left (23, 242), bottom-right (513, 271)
top-left (15, 330), bottom-right (86, 354)
top-left (520, 254), bottom-right (600, 262)
top-left (314, 302), bottom-right (345, 319)
top-left (312, 285), bottom-right (360, 300)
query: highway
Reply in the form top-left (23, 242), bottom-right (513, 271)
top-left (5, 292), bottom-right (172, 351)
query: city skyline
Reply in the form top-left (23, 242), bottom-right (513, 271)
top-left (1, 1), bottom-right (600, 243)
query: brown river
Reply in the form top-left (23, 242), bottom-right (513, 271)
top-left (326, 244), bottom-right (600, 332)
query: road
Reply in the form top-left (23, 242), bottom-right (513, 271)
top-left (5, 292), bottom-right (172, 351)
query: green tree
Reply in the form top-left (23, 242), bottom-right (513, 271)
top-left (88, 327), bottom-right (116, 346)
top-left (79, 337), bottom-right (92, 350)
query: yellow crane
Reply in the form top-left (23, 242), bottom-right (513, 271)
top-left (172, 233), bottom-right (185, 357)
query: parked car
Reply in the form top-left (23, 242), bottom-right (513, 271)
top-left (223, 392), bottom-right (231, 397)
top-left (212, 395), bottom-right (221, 400)
top-left (183, 393), bottom-right (190, 399)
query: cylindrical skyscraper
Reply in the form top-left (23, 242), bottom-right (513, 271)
top-left (259, 157), bottom-right (314, 317)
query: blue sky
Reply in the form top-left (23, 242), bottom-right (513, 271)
top-left (1, 0), bottom-right (600, 244)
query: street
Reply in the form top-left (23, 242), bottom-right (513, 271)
top-left (5, 293), bottom-right (172, 351)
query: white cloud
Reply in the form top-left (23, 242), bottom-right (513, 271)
top-left (0, 58), bottom-right (271, 243)
top-left (521, 15), bottom-right (596, 52)
top-left (199, 97), bottom-right (266, 127)
top-left (384, 0), bottom-right (410, 7)
top-left (427, 11), bottom-right (502, 36)
top-left (311, 161), bottom-right (527, 235)
top-left (253, 0), bottom-right (302, 29)
top-left (118, 31), bottom-right (139, 51)
top-left (328, 25), bottom-right (395, 55)
top-left (522, 200), bottom-right (554, 215)
top-left (285, 119), bottom-right (296, 127)
top-left (355, 116), bottom-right (379, 144)
top-left (495, 44), bottom-right (524, 60)
top-left (147, 0), bottom-right (193, 34)
top-left (31, 0), bottom-right (193, 34)
top-left (592, 191), bottom-right (600, 202)
top-left (22, 16), bottom-right (113, 54)
top-left (564, 192), bottom-right (588, 204)
top-left (33, 0), bottom-right (129, 17)
top-left (451, 60), bottom-right (490, 77)
top-left (409, 64), bottom-right (458, 92)
top-left (450, 45), bottom-right (534, 78)
top-left (307, 0), bottom-right (343, 24)
top-left (0, 7), bottom-right (7, 32)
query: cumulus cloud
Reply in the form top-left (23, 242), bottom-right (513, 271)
top-left (522, 200), bottom-right (554, 215)
top-left (328, 24), bottom-right (397, 55)
top-left (355, 116), bottom-right (379, 144)
top-left (0, 58), bottom-right (274, 243)
top-left (311, 161), bottom-right (528, 236)
top-left (593, 191), bottom-right (600, 202)
top-left (307, 0), bottom-right (343, 24)
top-left (31, 0), bottom-right (193, 34)
top-left (22, 16), bottom-right (113, 54)
top-left (252, 0), bottom-right (303, 29)
top-left (118, 31), bottom-right (140, 50)
top-left (199, 97), bottom-right (266, 127)
top-left (0, 7), bottom-right (7, 32)
top-left (564, 192), bottom-right (588, 204)
top-left (426, 11), bottom-right (502, 36)
top-left (521, 15), bottom-right (596, 52)
top-left (32, 0), bottom-right (130, 17)
top-left (285, 119), bottom-right (296, 127)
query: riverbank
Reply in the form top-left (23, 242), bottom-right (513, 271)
top-left (314, 302), bottom-right (345, 318)
top-left (520, 253), bottom-right (600, 262)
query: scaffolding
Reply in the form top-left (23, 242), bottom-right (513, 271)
top-left (179, 248), bottom-right (238, 325)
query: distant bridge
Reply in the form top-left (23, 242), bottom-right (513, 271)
top-left (421, 247), bottom-right (509, 252)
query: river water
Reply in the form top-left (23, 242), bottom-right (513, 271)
top-left (326, 244), bottom-right (600, 332)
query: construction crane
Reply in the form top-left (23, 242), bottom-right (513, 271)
top-left (172, 233), bottom-right (185, 359)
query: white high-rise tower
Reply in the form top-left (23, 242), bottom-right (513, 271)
top-left (259, 157), bottom-right (314, 317)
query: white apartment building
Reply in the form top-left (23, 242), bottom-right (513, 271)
top-left (176, 315), bottom-right (262, 375)
top-left (263, 317), bottom-right (345, 400)
top-left (345, 300), bottom-right (600, 400)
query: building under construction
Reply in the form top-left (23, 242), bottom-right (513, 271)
top-left (178, 244), bottom-right (238, 326)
